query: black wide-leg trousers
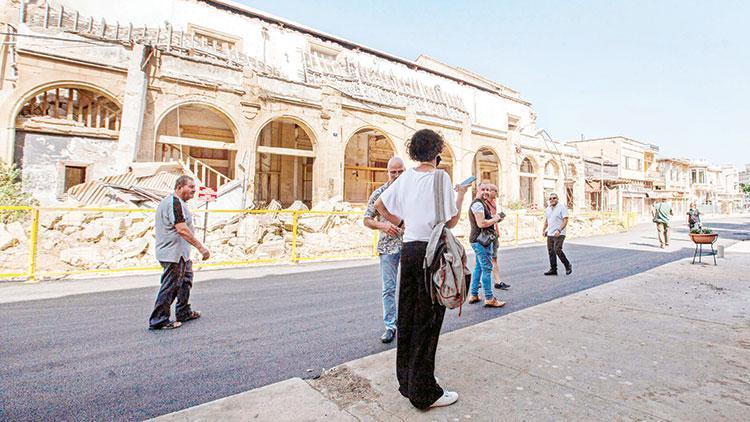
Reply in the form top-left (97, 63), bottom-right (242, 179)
top-left (396, 241), bottom-right (445, 409)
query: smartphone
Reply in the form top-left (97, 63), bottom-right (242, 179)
top-left (459, 175), bottom-right (477, 187)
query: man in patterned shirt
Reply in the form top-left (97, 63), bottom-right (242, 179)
top-left (364, 156), bottom-right (405, 343)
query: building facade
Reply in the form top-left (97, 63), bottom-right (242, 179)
top-left (567, 136), bottom-right (659, 215)
top-left (654, 157), bottom-right (690, 215)
top-left (0, 0), bottom-right (585, 209)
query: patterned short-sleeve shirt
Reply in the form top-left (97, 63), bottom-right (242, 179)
top-left (364, 182), bottom-right (403, 255)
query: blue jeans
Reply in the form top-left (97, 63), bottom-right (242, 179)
top-left (380, 251), bottom-right (400, 331)
top-left (470, 242), bottom-right (494, 300)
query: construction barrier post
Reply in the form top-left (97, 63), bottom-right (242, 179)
top-left (27, 208), bottom-right (40, 282)
top-left (291, 211), bottom-right (299, 263)
top-left (624, 211), bottom-right (629, 231)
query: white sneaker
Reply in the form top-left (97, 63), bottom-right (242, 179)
top-left (430, 391), bottom-right (458, 408)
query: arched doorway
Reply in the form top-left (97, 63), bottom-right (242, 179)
top-left (519, 157), bottom-right (536, 207)
top-left (565, 163), bottom-right (577, 209)
top-left (254, 118), bottom-right (315, 208)
top-left (543, 160), bottom-right (561, 202)
top-left (473, 147), bottom-right (501, 188)
top-left (438, 144), bottom-right (455, 180)
top-left (14, 84), bottom-right (122, 202)
top-left (156, 103), bottom-right (237, 190)
top-left (343, 128), bottom-right (395, 203)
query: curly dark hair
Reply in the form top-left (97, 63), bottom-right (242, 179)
top-left (406, 129), bottom-right (444, 162)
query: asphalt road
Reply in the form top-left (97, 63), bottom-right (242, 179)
top-left (1, 218), bottom-right (748, 421)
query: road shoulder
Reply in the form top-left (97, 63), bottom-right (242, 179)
top-left (153, 241), bottom-right (750, 421)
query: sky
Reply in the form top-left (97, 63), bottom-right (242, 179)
top-left (238, 0), bottom-right (749, 168)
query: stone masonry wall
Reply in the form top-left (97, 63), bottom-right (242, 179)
top-left (0, 202), bottom-right (627, 279)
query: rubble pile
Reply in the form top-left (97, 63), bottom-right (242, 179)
top-left (491, 212), bottom-right (625, 245)
top-left (0, 199), bottom-right (373, 277)
top-left (0, 204), bottom-right (628, 278)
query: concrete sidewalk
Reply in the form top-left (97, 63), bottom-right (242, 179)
top-left (154, 241), bottom-right (750, 422)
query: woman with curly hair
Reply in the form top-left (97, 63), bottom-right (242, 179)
top-left (375, 128), bottom-right (468, 409)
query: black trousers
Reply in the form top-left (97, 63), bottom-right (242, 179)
top-left (547, 235), bottom-right (571, 271)
top-left (148, 258), bottom-right (194, 328)
top-left (396, 241), bottom-right (445, 409)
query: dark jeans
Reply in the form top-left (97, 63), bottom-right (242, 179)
top-left (148, 258), bottom-right (194, 328)
top-left (397, 241), bottom-right (446, 409)
top-left (546, 235), bottom-right (571, 271)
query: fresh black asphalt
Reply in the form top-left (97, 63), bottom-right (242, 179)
top-left (1, 221), bottom-right (748, 421)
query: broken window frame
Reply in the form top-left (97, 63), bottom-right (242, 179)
top-left (16, 86), bottom-right (121, 136)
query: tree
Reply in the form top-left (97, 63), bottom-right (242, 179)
top-left (0, 159), bottom-right (35, 223)
top-left (741, 183), bottom-right (750, 195)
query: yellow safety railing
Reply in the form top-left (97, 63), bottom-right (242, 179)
top-left (0, 206), bottom-right (380, 281)
top-left (0, 205), bottom-right (635, 282)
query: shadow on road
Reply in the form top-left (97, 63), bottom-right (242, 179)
top-left (0, 237), bottom-right (722, 421)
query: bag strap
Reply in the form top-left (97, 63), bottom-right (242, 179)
top-left (433, 169), bottom-right (445, 224)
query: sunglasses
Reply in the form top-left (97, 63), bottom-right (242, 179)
top-left (389, 169), bottom-right (405, 175)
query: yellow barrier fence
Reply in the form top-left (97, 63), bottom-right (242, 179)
top-left (0, 206), bottom-right (634, 282)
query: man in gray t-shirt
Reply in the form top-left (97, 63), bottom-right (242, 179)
top-left (148, 176), bottom-right (210, 330)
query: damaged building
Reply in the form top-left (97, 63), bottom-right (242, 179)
top-left (0, 0), bottom-right (585, 209)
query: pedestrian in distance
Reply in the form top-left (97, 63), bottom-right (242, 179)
top-left (652, 197), bottom-right (673, 248)
top-left (542, 193), bottom-right (572, 275)
top-left (364, 156), bottom-right (406, 344)
top-left (148, 175), bottom-right (210, 330)
top-left (484, 183), bottom-right (509, 290)
top-left (375, 129), bottom-right (467, 409)
top-left (467, 183), bottom-right (506, 307)
top-left (687, 202), bottom-right (702, 231)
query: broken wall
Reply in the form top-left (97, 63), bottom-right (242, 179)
top-left (14, 132), bottom-right (119, 204)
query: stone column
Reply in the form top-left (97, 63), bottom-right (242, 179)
top-left (459, 116), bottom-right (474, 209)
top-left (317, 85), bottom-right (343, 203)
top-left (115, 44), bottom-right (148, 172)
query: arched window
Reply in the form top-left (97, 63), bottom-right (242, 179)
top-left (544, 161), bottom-right (559, 177)
top-left (344, 128), bottom-right (395, 203)
top-left (17, 86), bottom-right (121, 134)
top-left (156, 103), bottom-right (237, 190)
top-left (520, 157), bottom-right (534, 174)
top-left (519, 157), bottom-right (535, 207)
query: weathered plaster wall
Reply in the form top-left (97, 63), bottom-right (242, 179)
top-left (14, 132), bottom-right (118, 204)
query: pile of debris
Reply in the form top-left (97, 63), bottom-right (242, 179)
top-left (493, 212), bottom-right (626, 245)
top-left (65, 163), bottom-right (184, 208)
top-left (0, 198), bottom-right (373, 277)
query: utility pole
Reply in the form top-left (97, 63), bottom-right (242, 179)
top-left (599, 147), bottom-right (604, 212)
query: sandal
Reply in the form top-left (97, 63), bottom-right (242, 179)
top-left (178, 311), bottom-right (201, 322)
top-left (150, 321), bottom-right (182, 330)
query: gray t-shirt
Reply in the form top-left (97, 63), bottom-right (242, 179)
top-left (155, 194), bottom-right (194, 263)
top-left (544, 204), bottom-right (569, 236)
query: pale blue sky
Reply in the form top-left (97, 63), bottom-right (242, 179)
top-left (239, 0), bottom-right (749, 167)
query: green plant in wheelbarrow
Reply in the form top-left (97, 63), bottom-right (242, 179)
top-left (690, 228), bottom-right (713, 234)
top-left (689, 227), bottom-right (717, 244)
